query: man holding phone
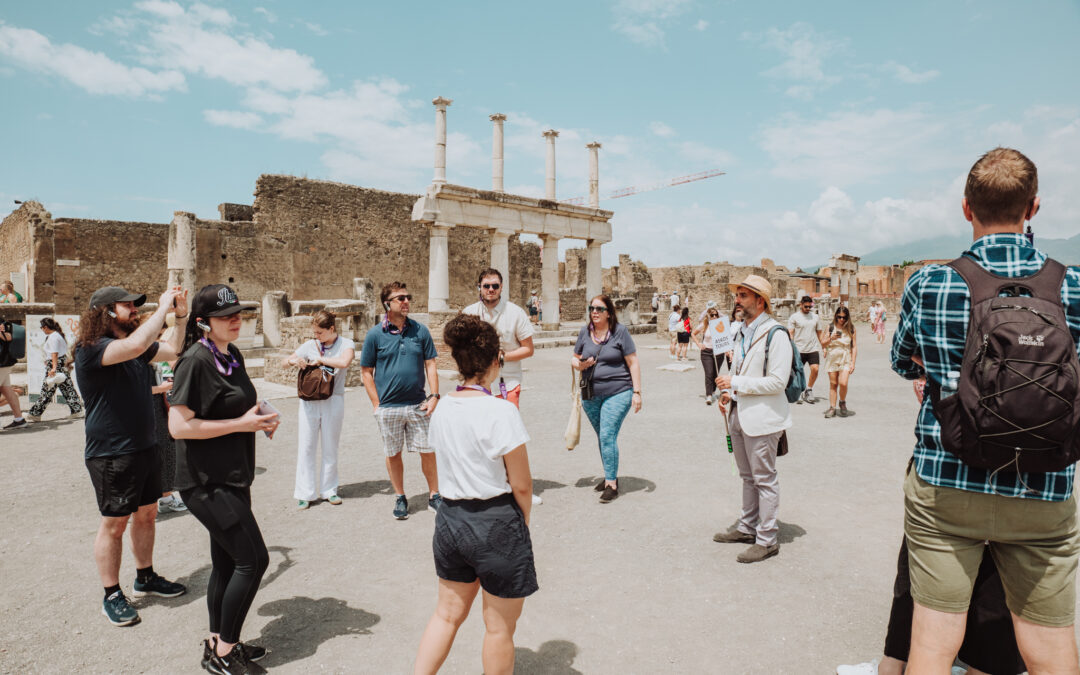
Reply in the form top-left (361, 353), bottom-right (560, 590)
top-left (74, 285), bottom-right (189, 626)
top-left (360, 281), bottom-right (441, 520)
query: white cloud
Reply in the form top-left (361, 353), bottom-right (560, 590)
top-left (693, 19), bottom-right (708, 31)
top-left (253, 7), bottom-right (277, 23)
top-left (882, 61), bottom-right (940, 84)
top-left (745, 22), bottom-right (846, 99)
top-left (610, 0), bottom-right (694, 48)
top-left (301, 22), bottom-right (329, 36)
top-left (0, 22), bottom-right (186, 97)
top-left (203, 109), bottom-right (262, 129)
top-left (650, 121), bottom-right (675, 137)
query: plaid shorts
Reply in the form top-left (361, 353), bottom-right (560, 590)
top-left (375, 404), bottom-right (432, 456)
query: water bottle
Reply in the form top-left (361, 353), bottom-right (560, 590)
top-left (941, 370), bottom-right (960, 399)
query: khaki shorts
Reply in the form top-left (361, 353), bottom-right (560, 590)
top-left (904, 468), bottom-right (1080, 627)
top-left (0, 366), bottom-right (11, 388)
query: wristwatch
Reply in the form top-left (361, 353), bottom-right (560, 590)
top-left (425, 393), bottom-right (441, 402)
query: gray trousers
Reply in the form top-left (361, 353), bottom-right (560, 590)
top-left (729, 404), bottom-right (782, 547)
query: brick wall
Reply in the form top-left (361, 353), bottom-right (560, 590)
top-left (0, 202), bottom-right (43, 298)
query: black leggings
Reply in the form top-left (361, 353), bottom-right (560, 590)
top-left (884, 536), bottom-right (1025, 674)
top-left (181, 485), bottom-right (269, 644)
top-left (700, 350), bottom-right (730, 397)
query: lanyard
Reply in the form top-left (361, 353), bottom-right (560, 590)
top-left (318, 336), bottom-right (338, 356)
top-left (200, 338), bottom-right (239, 376)
top-left (456, 384), bottom-right (492, 395)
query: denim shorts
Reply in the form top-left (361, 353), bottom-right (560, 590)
top-left (433, 493), bottom-right (539, 599)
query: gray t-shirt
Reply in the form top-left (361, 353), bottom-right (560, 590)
top-left (574, 323), bottom-right (637, 398)
top-left (787, 311), bottom-right (824, 354)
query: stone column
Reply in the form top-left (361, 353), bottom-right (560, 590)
top-left (490, 113), bottom-right (506, 193)
top-left (167, 211), bottom-right (197, 296)
top-left (541, 234), bottom-right (561, 330)
top-left (428, 222), bottom-right (452, 311)
top-left (261, 290), bottom-right (289, 348)
top-left (587, 142), bottom-right (602, 208)
top-left (849, 271), bottom-right (859, 298)
top-left (543, 129), bottom-right (559, 200)
top-left (432, 97), bottom-right (452, 185)
top-left (585, 240), bottom-right (603, 319)
top-left (839, 271), bottom-right (850, 299)
top-left (490, 230), bottom-right (510, 284)
top-left (830, 269), bottom-right (840, 297)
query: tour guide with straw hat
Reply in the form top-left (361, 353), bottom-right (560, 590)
top-left (712, 274), bottom-right (793, 564)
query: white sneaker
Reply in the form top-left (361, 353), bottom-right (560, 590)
top-left (531, 493), bottom-right (543, 505)
top-left (158, 495), bottom-right (188, 513)
top-left (836, 659), bottom-right (878, 675)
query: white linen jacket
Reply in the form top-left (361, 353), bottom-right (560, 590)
top-left (728, 316), bottom-right (793, 437)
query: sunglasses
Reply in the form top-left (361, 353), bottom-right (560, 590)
top-left (481, 283), bottom-right (501, 290)
top-left (390, 294), bottom-right (412, 303)
top-left (589, 306), bottom-right (609, 313)
top-left (836, 315), bottom-right (848, 320)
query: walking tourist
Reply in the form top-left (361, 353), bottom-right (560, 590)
top-left (670, 289), bottom-right (680, 309)
top-left (285, 310), bottom-right (355, 510)
top-left (0, 317), bottom-right (27, 429)
top-left (890, 148), bottom-right (1080, 673)
top-left (692, 305), bottom-right (723, 405)
top-left (413, 313), bottom-right (537, 675)
top-left (675, 307), bottom-right (692, 360)
top-left (870, 300), bottom-right (887, 344)
top-left (571, 294), bottom-right (642, 504)
top-left (667, 304), bottom-right (681, 359)
top-left (713, 274), bottom-right (792, 564)
top-left (787, 296), bottom-right (825, 404)
top-left (74, 285), bottom-right (189, 627)
top-left (527, 290), bottom-right (540, 325)
top-left (168, 284), bottom-right (278, 674)
top-left (26, 317), bottom-right (83, 421)
top-left (822, 307), bottom-right (856, 418)
top-left (360, 281), bottom-right (441, 520)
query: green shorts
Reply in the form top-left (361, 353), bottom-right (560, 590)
top-left (903, 468), bottom-right (1080, 627)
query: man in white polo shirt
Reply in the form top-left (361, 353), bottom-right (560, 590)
top-left (463, 267), bottom-right (542, 505)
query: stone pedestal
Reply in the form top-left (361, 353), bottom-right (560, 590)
top-left (261, 291), bottom-right (290, 348)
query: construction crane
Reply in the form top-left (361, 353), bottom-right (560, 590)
top-left (560, 169), bottom-right (725, 206)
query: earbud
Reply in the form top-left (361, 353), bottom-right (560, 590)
top-left (384, 302), bottom-right (391, 311)
top-left (196, 320), bottom-right (210, 332)
top-left (107, 310), bottom-right (117, 318)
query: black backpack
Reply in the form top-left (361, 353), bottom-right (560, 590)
top-left (931, 256), bottom-right (1080, 474)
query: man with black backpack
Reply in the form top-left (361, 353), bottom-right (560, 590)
top-left (892, 148), bottom-right (1080, 673)
top-left (0, 318), bottom-right (28, 429)
top-left (712, 274), bottom-right (798, 564)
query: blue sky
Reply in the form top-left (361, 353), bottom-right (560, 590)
top-left (2, 0), bottom-right (1079, 268)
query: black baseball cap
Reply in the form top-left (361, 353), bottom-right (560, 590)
top-left (191, 284), bottom-right (243, 319)
top-left (89, 286), bottom-right (146, 309)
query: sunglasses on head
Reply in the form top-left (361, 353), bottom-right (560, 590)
top-left (589, 305), bottom-right (609, 313)
top-left (481, 283), bottom-right (500, 290)
top-left (390, 294), bottom-right (412, 303)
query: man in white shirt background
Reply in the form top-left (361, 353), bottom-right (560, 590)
top-left (787, 295), bottom-right (826, 404)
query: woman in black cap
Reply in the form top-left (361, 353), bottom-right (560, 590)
top-left (168, 284), bottom-right (279, 675)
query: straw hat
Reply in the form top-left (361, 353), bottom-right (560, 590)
top-left (727, 274), bottom-right (773, 313)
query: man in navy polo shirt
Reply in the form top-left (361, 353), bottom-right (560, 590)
top-left (361, 281), bottom-right (441, 520)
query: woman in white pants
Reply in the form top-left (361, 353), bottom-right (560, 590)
top-left (283, 310), bottom-right (355, 509)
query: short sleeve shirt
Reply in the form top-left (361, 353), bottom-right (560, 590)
top-left (574, 323), bottom-right (637, 398)
top-left (359, 318), bottom-right (437, 407)
top-left (787, 311), bottom-right (824, 354)
top-left (462, 300), bottom-right (534, 390)
top-left (295, 336), bottom-right (355, 396)
top-left (667, 311), bottom-right (681, 332)
top-left (428, 395), bottom-right (531, 500)
top-left (44, 332), bottom-right (68, 357)
top-left (75, 338), bottom-right (160, 459)
top-left (170, 343), bottom-right (258, 490)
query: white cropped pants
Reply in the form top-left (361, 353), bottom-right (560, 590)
top-left (294, 394), bottom-right (345, 501)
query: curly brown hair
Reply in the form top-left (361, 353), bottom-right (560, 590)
top-left (443, 313), bottom-right (500, 382)
top-left (75, 306), bottom-right (114, 350)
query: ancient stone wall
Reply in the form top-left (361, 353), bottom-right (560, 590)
top-left (0, 202), bottom-right (43, 299)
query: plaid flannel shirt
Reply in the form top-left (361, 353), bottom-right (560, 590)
top-left (891, 233), bottom-right (1080, 501)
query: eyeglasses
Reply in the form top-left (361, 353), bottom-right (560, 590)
top-left (390, 294), bottom-right (412, 303)
top-left (481, 283), bottom-right (501, 290)
top-left (589, 306), bottom-right (609, 313)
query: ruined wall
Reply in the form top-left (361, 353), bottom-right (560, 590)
top-left (564, 248), bottom-right (587, 288)
top-left (0, 202), bottom-right (43, 298)
top-left (857, 265), bottom-right (905, 296)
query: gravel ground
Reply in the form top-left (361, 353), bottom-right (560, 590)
top-left (0, 323), bottom-right (1051, 673)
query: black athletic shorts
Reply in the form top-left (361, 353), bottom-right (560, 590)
top-left (800, 351), bottom-right (820, 366)
top-left (86, 449), bottom-right (161, 517)
top-left (676, 332), bottom-right (691, 344)
top-left (433, 493), bottom-right (539, 599)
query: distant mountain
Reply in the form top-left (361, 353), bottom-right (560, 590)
top-left (807, 232), bottom-right (1080, 268)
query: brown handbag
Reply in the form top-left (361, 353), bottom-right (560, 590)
top-left (297, 365), bottom-right (334, 401)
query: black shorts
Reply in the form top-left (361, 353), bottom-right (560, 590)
top-left (86, 449), bottom-right (161, 517)
top-left (676, 332), bottom-right (691, 344)
top-left (800, 351), bottom-right (820, 366)
top-left (433, 493), bottom-right (539, 598)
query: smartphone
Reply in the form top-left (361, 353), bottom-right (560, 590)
top-left (257, 399), bottom-right (280, 438)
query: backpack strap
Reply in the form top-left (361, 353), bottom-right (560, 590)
top-left (948, 255), bottom-right (1066, 304)
top-left (763, 324), bottom-right (786, 376)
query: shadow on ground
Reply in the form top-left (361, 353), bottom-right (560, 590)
top-left (139, 545), bottom-right (295, 609)
top-left (514, 640), bottom-right (583, 674)
top-left (533, 478), bottom-right (567, 496)
top-left (718, 520), bottom-right (807, 545)
top-left (338, 479), bottom-right (393, 500)
top-left (574, 475), bottom-right (656, 494)
top-left (255, 596), bottom-right (380, 668)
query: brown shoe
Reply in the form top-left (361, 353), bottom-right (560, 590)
top-left (736, 543), bottom-right (779, 563)
top-left (712, 529), bottom-right (755, 544)
top-left (824, 407), bottom-right (837, 418)
top-left (838, 401), bottom-right (855, 417)
top-left (599, 485), bottom-right (619, 503)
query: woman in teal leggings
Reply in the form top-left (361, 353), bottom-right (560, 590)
top-left (572, 294), bottom-right (643, 504)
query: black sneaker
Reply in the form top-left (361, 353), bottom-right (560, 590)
top-left (2, 418), bottom-right (27, 430)
top-left (206, 643), bottom-right (266, 675)
top-left (204, 638), bottom-right (266, 668)
top-left (133, 573), bottom-right (187, 598)
top-left (599, 485), bottom-right (619, 503)
top-left (393, 495), bottom-right (408, 520)
top-left (102, 590), bottom-right (140, 626)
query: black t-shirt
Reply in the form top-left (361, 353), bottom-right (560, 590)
top-left (75, 338), bottom-right (160, 459)
top-left (0, 320), bottom-right (16, 367)
top-left (170, 342), bottom-right (258, 491)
